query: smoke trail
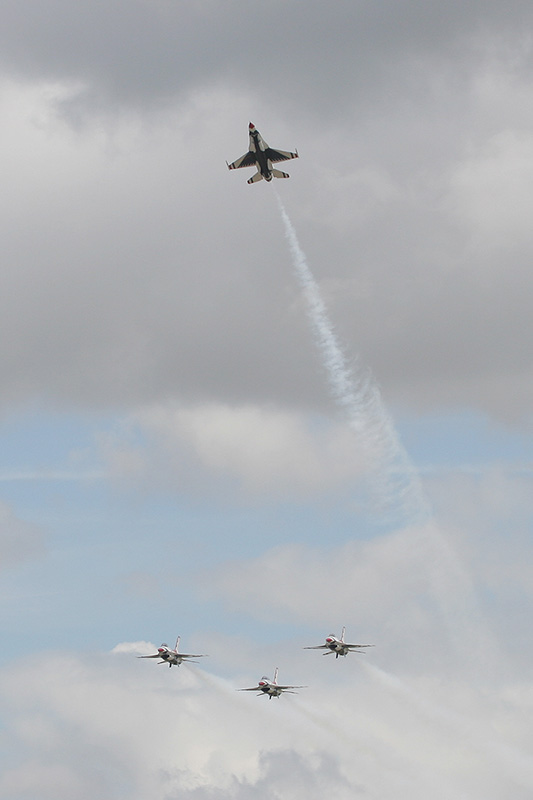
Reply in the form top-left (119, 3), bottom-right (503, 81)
top-left (275, 196), bottom-right (501, 681)
top-left (361, 660), bottom-right (533, 790)
top-left (276, 193), bottom-right (429, 523)
top-left (291, 698), bottom-right (366, 751)
top-left (275, 195), bottom-right (505, 666)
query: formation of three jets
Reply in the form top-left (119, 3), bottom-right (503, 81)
top-left (139, 628), bottom-right (373, 699)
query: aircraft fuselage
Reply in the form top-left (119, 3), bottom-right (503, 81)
top-left (326, 639), bottom-right (349, 657)
top-left (257, 679), bottom-right (281, 698)
top-left (158, 649), bottom-right (180, 666)
top-left (249, 129), bottom-right (273, 181)
top-left (261, 685), bottom-right (281, 698)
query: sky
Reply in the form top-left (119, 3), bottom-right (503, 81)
top-left (1, 1), bottom-right (533, 797)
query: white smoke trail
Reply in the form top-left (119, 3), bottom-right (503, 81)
top-left (276, 193), bottom-right (429, 523)
top-left (275, 194), bottom-right (501, 664)
top-left (361, 661), bottom-right (533, 791)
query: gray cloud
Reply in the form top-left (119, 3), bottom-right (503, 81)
top-left (177, 751), bottom-right (358, 800)
top-left (0, 2), bottom-right (532, 422)
top-left (0, 1), bottom-right (532, 117)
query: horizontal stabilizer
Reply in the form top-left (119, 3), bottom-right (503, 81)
top-left (247, 172), bottom-right (264, 184)
top-left (272, 169), bottom-right (290, 179)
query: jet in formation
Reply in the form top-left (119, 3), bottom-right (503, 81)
top-left (137, 636), bottom-right (208, 668)
top-left (237, 667), bottom-right (306, 699)
top-left (227, 122), bottom-right (298, 184)
top-left (304, 627), bottom-right (374, 658)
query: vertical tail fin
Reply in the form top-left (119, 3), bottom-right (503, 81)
top-left (174, 636), bottom-right (181, 652)
top-left (341, 627), bottom-right (346, 643)
top-left (273, 667), bottom-right (279, 684)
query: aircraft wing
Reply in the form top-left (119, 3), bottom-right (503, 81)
top-left (237, 685), bottom-right (263, 692)
top-left (277, 684), bottom-right (306, 690)
top-left (264, 148), bottom-right (298, 163)
top-left (227, 151), bottom-right (257, 170)
top-left (137, 653), bottom-right (161, 659)
top-left (345, 644), bottom-right (374, 649)
top-left (180, 653), bottom-right (207, 659)
top-left (303, 644), bottom-right (328, 650)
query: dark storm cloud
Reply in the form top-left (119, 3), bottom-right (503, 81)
top-left (0, 1), bottom-right (532, 420)
top-left (0, 0), bottom-right (532, 116)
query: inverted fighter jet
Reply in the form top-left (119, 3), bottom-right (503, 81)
top-left (137, 636), bottom-right (207, 668)
top-left (227, 122), bottom-right (298, 184)
top-left (304, 627), bottom-right (374, 659)
top-left (237, 667), bottom-right (305, 699)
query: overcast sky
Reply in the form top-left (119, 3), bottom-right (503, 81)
top-left (1, 2), bottom-right (533, 798)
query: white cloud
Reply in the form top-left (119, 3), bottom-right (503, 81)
top-left (1, 645), bottom-right (533, 799)
top-left (104, 403), bottom-right (369, 500)
top-left (203, 520), bottom-right (495, 668)
top-left (110, 640), bottom-right (155, 656)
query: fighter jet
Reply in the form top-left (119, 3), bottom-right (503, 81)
top-left (237, 667), bottom-right (305, 699)
top-left (227, 122), bottom-right (298, 184)
top-left (304, 627), bottom-right (374, 659)
top-left (137, 636), bottom-right (207, 668)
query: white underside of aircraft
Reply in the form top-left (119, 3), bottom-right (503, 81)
top-left (304, 627), bottom-right (374, 658)
top-left (137, 636), bottom-right (207, 667)
top-left (237, 667), bottom-right (306, 699)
